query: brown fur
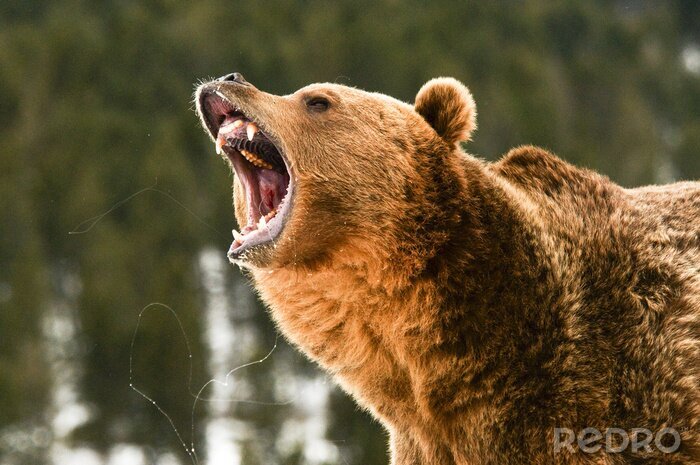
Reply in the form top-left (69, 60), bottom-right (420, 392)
top-left (195, 77), bottom-right (700, 464)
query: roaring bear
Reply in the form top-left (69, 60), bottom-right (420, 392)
top-left (195, 73), bottom-right (700, 464)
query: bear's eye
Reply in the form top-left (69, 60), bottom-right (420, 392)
top-left (305, 96), bottom-right (330, 112)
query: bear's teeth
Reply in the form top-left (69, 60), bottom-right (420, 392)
top-left (216, 136), bottom-right (226, 154)
top-left (232, 229), bottom-right (243, 241)
top-left (246, 123), bottom-right (258, 141)
top-left (264, 209), bottom-right (277, 221)
top-left (241, 149), bottom-right (273, 169)
top-left (257, 215), bottom-right (267, 229)
top-left (220, 119), bottom-right (243, 134)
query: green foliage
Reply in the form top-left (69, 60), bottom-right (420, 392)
top-left (0, 1), bottom-right (698, 464)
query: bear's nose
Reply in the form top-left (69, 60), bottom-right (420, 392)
top-left (218, 72), bottom-right (248, 85)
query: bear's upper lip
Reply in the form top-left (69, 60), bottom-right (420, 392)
top-left (196, 88), bottom-right (294, 263)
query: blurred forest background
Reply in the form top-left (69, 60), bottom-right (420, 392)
top-left (1, 1), bottom-right (699, 464)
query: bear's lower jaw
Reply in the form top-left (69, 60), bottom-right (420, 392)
top-left (198, 90), bottom-right (293, 263)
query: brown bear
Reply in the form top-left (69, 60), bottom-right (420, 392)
top-left (195, 72), bottom-right (700, 464)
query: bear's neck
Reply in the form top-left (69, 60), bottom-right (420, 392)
top-left (250, 153), bottom-right (545, 425)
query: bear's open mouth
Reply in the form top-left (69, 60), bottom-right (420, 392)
top-left (199, 91), bottom-right (293, 261)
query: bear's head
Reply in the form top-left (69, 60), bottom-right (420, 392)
top-left (196, 74), bottom-right (476, 269)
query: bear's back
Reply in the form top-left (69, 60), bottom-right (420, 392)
top-left (627, 182), bottom-right (700, 248)
top-left (490, 145), bottom-right (700, 327)
top-left (489, 146), bottom-right (700, 460)
top-left (491, 146), bottom-right (699, 249)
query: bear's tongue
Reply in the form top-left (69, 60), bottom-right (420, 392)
top-left (257, 169), bottom-right (287, 214)
top-left (236, 167), bottom-right (289, 241)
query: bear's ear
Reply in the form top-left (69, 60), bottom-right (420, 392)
top-left (414, 77), bottom-right (477, 145)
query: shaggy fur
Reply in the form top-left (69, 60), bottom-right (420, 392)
top-left (195, 76), bottom-right (700, 464)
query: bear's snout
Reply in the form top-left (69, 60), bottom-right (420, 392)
top-left (217, 72), bottom-right (249, 85)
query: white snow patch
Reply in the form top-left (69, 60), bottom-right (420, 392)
top-left (682, 43), bottom-right (700, 75)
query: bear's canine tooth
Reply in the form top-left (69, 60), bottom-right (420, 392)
top-left (216, 136), bottom-right (225, 154)
top-left (232, 119), bottom-right (244, 129)
top-left (232, 229), bottom-right (243, 241)
top-left (246, 122), bottom-right (258, 141)
top-left (258, 215), bottom-right (267, 229)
